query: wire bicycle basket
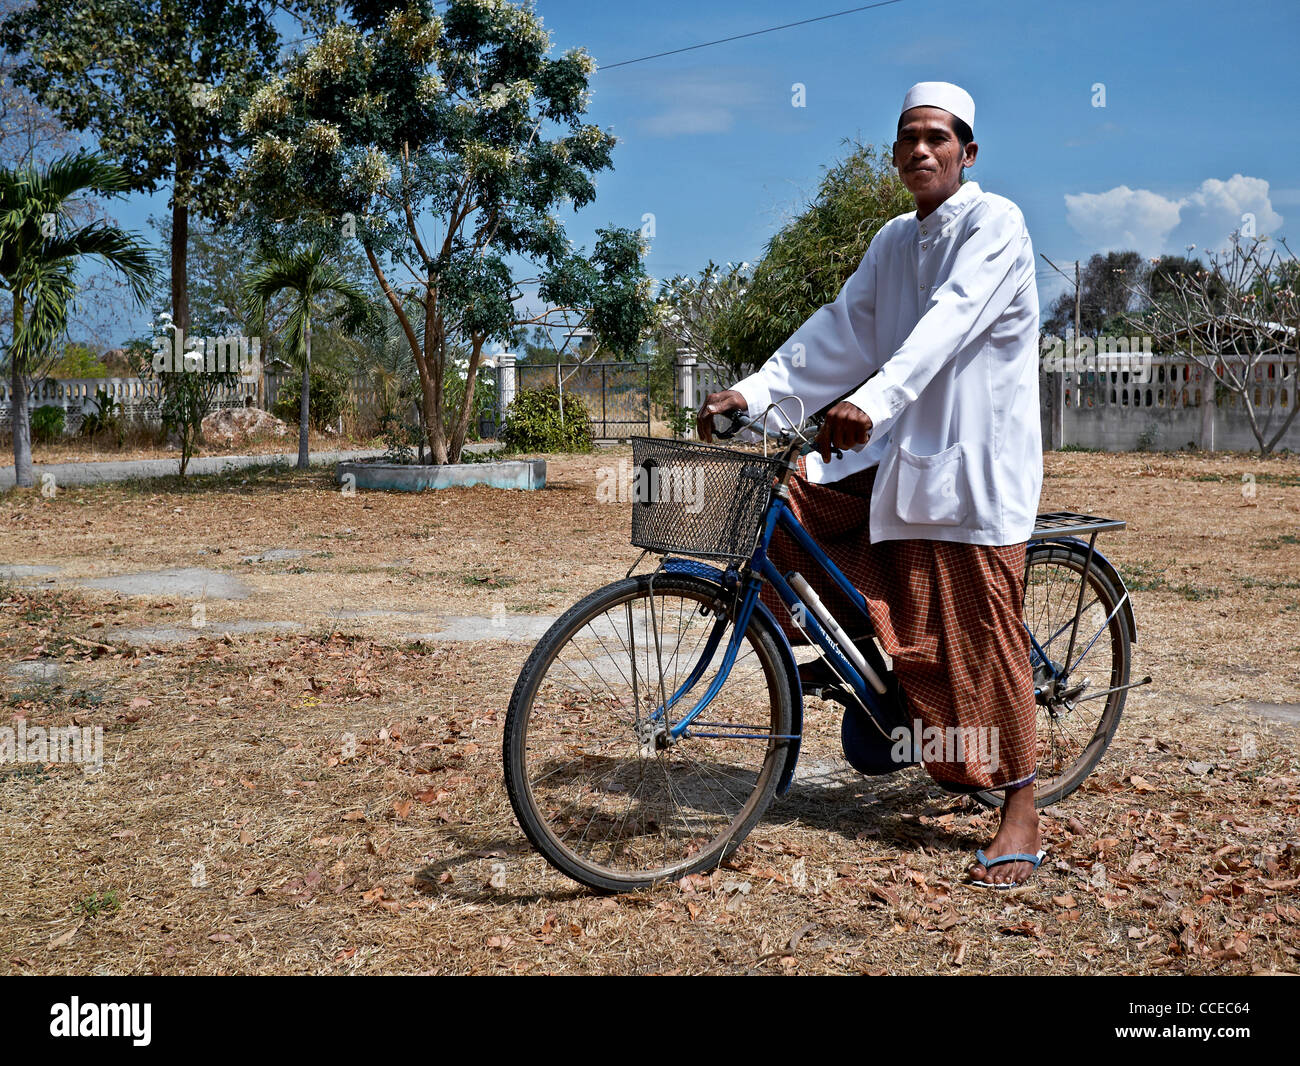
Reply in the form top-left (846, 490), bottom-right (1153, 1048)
top-left (629, 437), bottom-right (785, 563)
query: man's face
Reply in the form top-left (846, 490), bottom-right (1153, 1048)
top-left (892, 107), bottom-right (976, 201)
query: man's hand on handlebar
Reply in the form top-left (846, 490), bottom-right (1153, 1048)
top-left (815, 400), bottom-right (872, 463)
top-left (696, 389), bottom-right (749, 442)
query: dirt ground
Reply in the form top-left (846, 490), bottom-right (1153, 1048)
top-left (0, 447), bottom-right (1297, 975)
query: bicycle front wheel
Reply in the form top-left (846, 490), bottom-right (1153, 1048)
top-left (503, 572), bottom-right (793, 892)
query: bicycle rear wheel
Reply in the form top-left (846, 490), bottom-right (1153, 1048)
top-left (975, 540), bottom-right (1131, 809)
top-left (503, 572), bottom-right (793, 892)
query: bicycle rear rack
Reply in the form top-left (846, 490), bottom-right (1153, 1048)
top-left (1030, 511), bottom-right (1126, 540)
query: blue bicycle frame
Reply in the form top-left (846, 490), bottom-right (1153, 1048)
top-left (644, 490), bottom-right (1134, 749)
top-left (648, 484), bottom-right (888, 744)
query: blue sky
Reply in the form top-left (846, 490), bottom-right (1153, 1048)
top-left (81, 0), bottom-right (1300, 345)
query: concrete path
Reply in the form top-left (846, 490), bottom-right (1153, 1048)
top-left (0, 441), bottom-right (504, 490)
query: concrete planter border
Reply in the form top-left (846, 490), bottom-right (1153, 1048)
top-left (336, 457), bottom-right (546, 492)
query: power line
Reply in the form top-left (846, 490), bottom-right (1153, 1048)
top-left (598, 1), bottom-right (907, 70)
top-left (278, 3), bottom-right (910, 71)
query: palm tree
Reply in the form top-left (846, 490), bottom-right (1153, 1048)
top-left (242, 245), bottom-right (373, 469)
top-left (0, 152), bottom-right (153, 487)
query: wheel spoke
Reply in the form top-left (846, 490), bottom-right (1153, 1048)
top-left (506, 575), bottom-right (789, 888)
top-left (1016, 546), bottom-right (1129, 806)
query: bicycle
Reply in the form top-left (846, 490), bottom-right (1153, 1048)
top-left (503, 408), bottom-right (1152, 891)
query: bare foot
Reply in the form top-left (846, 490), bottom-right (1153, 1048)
top-left (968, 783), bottom-right (1041, 886)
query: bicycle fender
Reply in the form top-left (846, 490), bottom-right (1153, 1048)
top-left (662, 558), bottom-right (804, 797)
top-left (1033, 537), bottom-right (1138, 644)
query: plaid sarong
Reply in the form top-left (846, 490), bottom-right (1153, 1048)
top-left (761, 457), bottom-right (1038, 791)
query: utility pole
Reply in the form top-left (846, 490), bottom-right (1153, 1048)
top-left (1040, 254), bottom-right (1081, 450)
top-left (1074, 260), bottom-right (1082, 368)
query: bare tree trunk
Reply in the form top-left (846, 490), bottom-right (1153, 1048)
top-left (1267, 377), bottom-right (1300, 452)
top-left (9, 341), bottom-right (33, 488)
top-left (171, 195), bottom-right (189, 333)
top-left (298, 315), bottom-right (311, 470)
top-left (423, 295), bottom-right (449, 464)
top-left (448, 335), bottom-right (484, 463)
top-left (1240, 391), bottom-right (1269, 458)
top-left (1199, 364), bottom-right (1216, 452)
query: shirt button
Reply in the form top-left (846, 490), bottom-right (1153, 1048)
top-left (921, 242), bottom-right (929, 249)
top-left (921, 227), bottom-right (928, 235)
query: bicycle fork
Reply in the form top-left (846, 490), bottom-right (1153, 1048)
top-left (635, 567), bottom-right (800, 747)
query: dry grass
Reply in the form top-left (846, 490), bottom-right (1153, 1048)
top-left (3, 425), bottom-right (375, 466)
top-left (0, 447), bottom-right (1298, 975)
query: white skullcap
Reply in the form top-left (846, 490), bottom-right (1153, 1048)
top-left (900, 81), bottom-right (975, 132)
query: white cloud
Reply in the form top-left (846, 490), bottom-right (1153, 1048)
top-left (634, 73), bottom-right (764, 139)
top-left (1063, 185), bottom-right (1182, 252)
top-left (1064, 174), bottom-right (1284, 255)
top-left (641, 105), bottom-right (739, 137)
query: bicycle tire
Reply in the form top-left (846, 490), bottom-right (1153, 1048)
top-left (975, 540), bottom-right (1132, 809)
top-left (503, 572), bottom-right (793, 892)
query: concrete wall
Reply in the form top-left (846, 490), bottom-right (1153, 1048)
top-left (1042, 356), bottom-right (1299, 452)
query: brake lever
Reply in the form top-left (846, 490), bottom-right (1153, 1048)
top-left (797, 420), bottom-right (842, 460)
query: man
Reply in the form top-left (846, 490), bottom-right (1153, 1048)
top-left (697, 82), bottom-right (1044, 888)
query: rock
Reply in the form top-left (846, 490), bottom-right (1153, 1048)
top-left (240, 548), bottom-right (304, 564)
top-left (201, 407), bottom-right (290, 444)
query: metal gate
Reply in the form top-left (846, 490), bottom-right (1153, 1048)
top-left (515, 361), bottom-right (651, 441)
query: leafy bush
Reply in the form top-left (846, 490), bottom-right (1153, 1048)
top-left (443, 359), bottom-right (497, 442)
top-left (272, 366), bottom-right (349, 430)
top-left (501, 385), bottom-right (593, 453)
top-left (378, 411), bottom-right (419, 464)
top-left (127, 340), bottom-right (236, 478)
top-left (31, 404), bottom-right (66, 442)
top-left (79, 388), bottom-right (125, 445)
top-left (715, 141), bottom-right (913, 371)
top-left (666, 402), bottom-right (697, 438)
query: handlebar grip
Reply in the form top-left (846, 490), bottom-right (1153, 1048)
top-left (797, 434), bottom-right (843, 460)
top-left (710, 410), bottom-right (743, 440)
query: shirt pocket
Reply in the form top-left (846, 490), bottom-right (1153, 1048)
top-left (895, 441), bottom-right (969, 526)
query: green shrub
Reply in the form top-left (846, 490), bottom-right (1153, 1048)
top-left (273, 366), bottom-right (348, 430)
top-left (501, 385), bottom-right (593, 453)
top-left (666, 402), bottom-right (697, 438)
top-left (79, 388), bottom-right (125, 445)
top-left (443, 361), bottom-right (497, 442)
top-left (31, 404), bottom-right (66, 442)
top-left (378, 411), bottom-right (419, 464)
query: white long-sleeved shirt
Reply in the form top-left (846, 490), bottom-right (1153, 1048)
top-left (731, 180), bottom-right (1042, 546)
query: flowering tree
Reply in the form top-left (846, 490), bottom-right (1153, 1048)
top-left (238, 0), bottom-right (653, 463)
top-left (656, 260), bottom-right (750, 372)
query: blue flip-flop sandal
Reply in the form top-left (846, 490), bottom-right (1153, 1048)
top-left (968, 848), bottom-right (1047, 890)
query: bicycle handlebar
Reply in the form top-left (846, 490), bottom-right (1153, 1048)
top-left (710, 407), bottom-right (840, 460)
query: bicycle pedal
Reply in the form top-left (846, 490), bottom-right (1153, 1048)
top-left (802, 683), bottom-right (853, 707)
